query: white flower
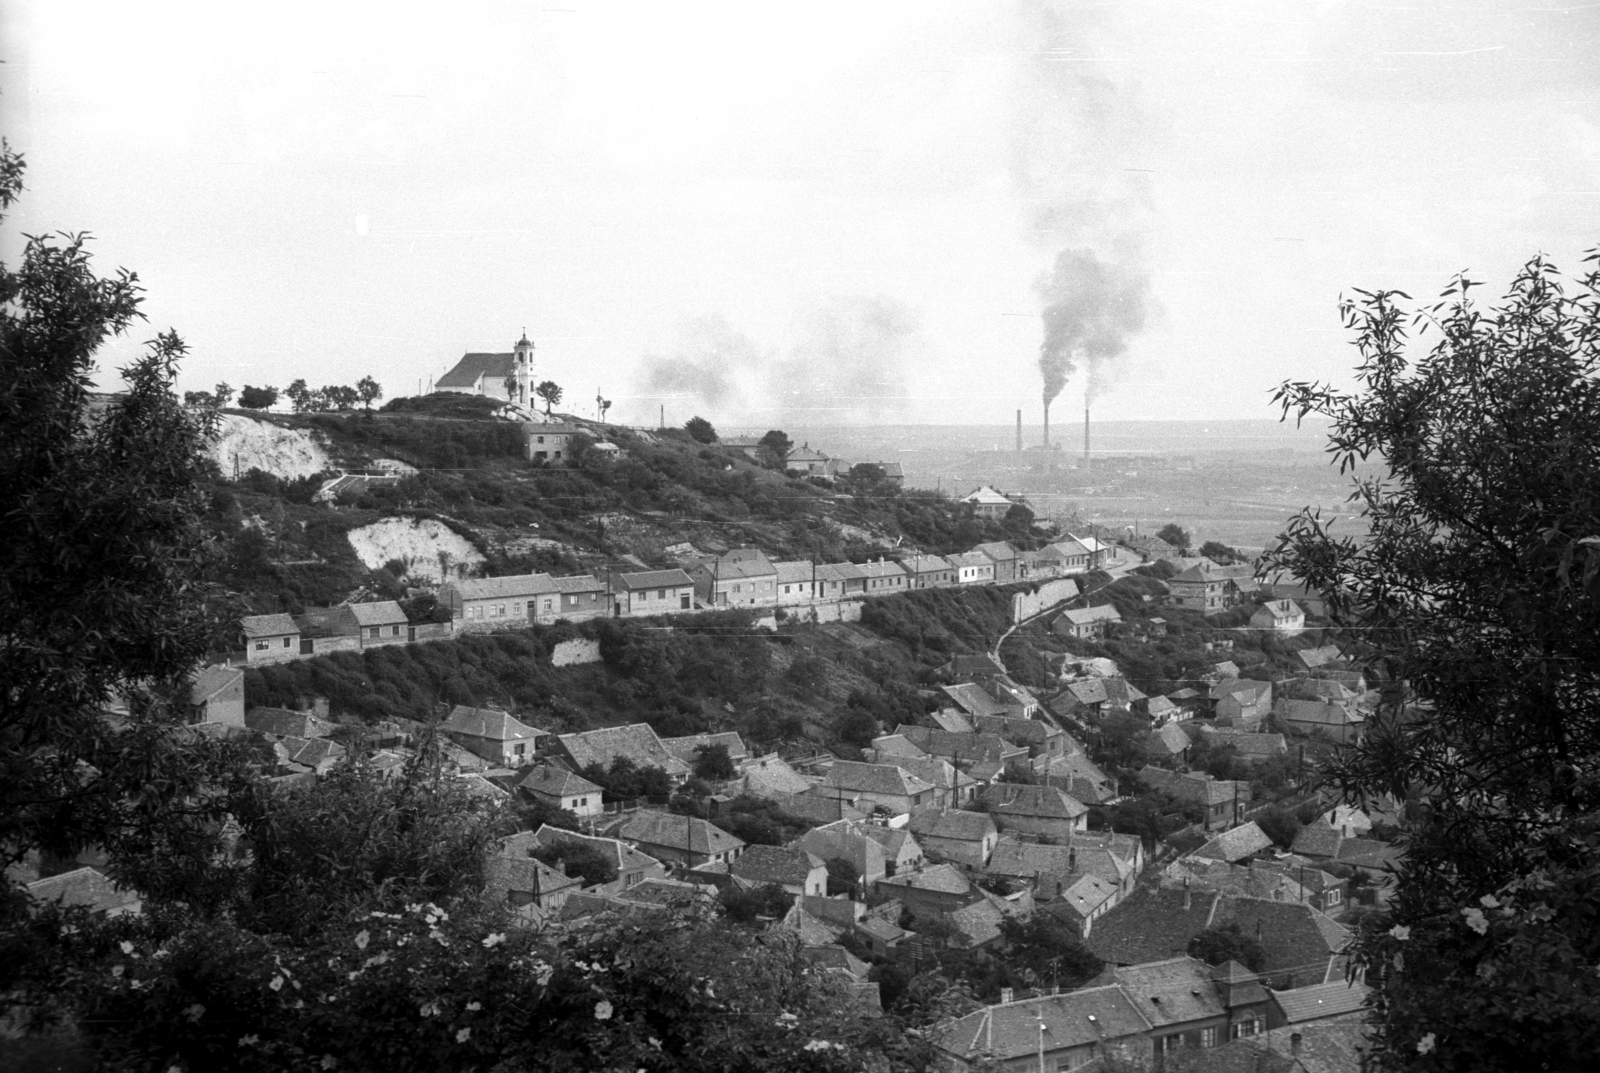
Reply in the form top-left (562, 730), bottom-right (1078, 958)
top-left (1417, 1032), bottom-right (1436, 1054)
top-left (594, 1000), bottom-right (614, 1021)
top-left (649, 1037), bottom-right (662, 1049)
top-left (111, 966), bottom-right (124, 978)
top-left (1480, 893), bottom-right (1501, 909)
top-left (456, 1028), bottom-right (471, 1043)
top-left (420, 1001), bottom-right (441, 1018)
top-left (120, 941), bottom-right (135, 954)
top-left (482, 932), bottom-right (506, 949)
top-left (803, 1040), bottom-right (838, 1052)
top-left (1461, 907), bottom-right (1489, 935)
top-left (1389, 925), bottom-right (1411, 941)
top-left (269, 975), bottom-right (285, 992)
top-left (466, 1001), bottom-right (481, 1012)
top-left (354, 930), bottom-right (370, 950)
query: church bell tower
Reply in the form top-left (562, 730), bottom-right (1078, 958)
top-left (512, 329), bottom-right (534, 408)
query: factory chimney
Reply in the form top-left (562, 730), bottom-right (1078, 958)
top-left (1016, 409), bottom-right (1022, 452)
top-left (1084, 406), bottom-right (1091, 468)
top-left (1043, 400), bottom-right (1051, 449)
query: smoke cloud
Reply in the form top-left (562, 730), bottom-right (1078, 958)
top-left (639, 314), bottom-right (771, 415)
top-left (1037, 247), bottom-right (1151, 407)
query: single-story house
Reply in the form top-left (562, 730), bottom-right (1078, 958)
top-left (979, 783), bottom-right (1090, 840)
top-left (611, 810), bottom-right (745, 869)
top-left (552, 723), bottom-right (692, 783)
top-left (729, 844), bottom-right (827, 898)
top-left (1250, 599), bottom-right (1306, 633)
top-left (772, 560), bottom-right (816, 605)
top-left (190, 665), bottom-right (245, 727)
top-left (962, 485), bottom-right (1021, 521)
top-left (525, 423), bottom-right (592, 464)
top-left (1055, 604), bottom-right (1122, 639)
top-left (613, 568), bottom-right (695, 616)
top-left (816, 761), bottom-right (938, 816)
top-left (440, 705), bottom-right (547, 766)
top-left (950, 551), bottom-right (997, 586)
top-left (239, 613), bottom-right (300, 663)
top-left (515, 763), bottom-right (604, 817)
top-left (906, 806), bottom-right (999, 868)
top-left (1276, 699), bottom-right (1365, 746)
top-left (688, 556), bottom-right (778, 608)
top-left (974, 541), bottom-right (1019, 584)
top-left (438, 573), bottom-right (557, 630)
top-left (903, 553), bottom-right (955, 588)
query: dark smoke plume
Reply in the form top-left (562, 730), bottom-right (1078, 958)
top-left (1037, 247), bottom-right (1150, 407)
top-left (639, 314), bottom-right (770, 412)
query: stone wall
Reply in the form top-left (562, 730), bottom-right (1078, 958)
top-left (1011, 578), bottom-right (1081, 624)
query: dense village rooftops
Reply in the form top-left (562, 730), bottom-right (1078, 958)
top-left (1269, 979), bottom-right (1371, 1023)
top-left (729, 844), bottom-right (823, 886)
top-left (1087, 887), bottom-right (1222, 966)
top-left (444, 573), bottom-right (557, 601)
top-left (1211, 678), bottom-right (1271, 702)
top-left (241, 613), bottom-right (299, 638)
top-left (738, 754), bottom-right (816, 797)
top-left (614, 810), bottom-right (744, 857)
top-left (441, 705), bottom-right (543, 743)
top-left (935, 985), bottom-right (1152, 1062)
top-left (615, 568), bottom-right (694, 591)
top-left (895, 726), bottom-right (1022, 763)
top-left (947, 892), bottom-right (1009, 946)
top-left (1192, 821), bottom-right (1274, 864)
top-left (887, 755), bottom-right (975, 795)
top-left (348, 600), bottom-right (408, 627)
top-left (515, 764), bottom-right (602, 798)
top-left (972, 714), bottom-right (1053, 747)
top-left (907, 806), bottom-right (996, 843)
top-left (485, 847), bottom-right (581, 905)
top-left (821, 760), bottom-right (936, 798)
top-left (556, 723), bottom-right (691, 778)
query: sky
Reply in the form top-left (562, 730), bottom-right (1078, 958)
top-left (4, 1), bottom-right (1598, 427)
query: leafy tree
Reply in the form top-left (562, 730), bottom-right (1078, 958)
top-left (824, 856), bottom-right (860, 899)
top-left (182, 389), bottom-right (217, 408)
top-left (1253, 804), bottom-right (1301, 849)
top-left (756, 429), bottom-right (791, 469)
top-left (685, 415), bottom-right (716, 444)
top-left (719, 881), bottom-right (793, 924)
top-left (212, 382), bottom-right (235, 408)
top-left (285, 378), bottom-right (314, 412)
top-left (530, 835), bottom-right (618, 888)
top-left (1002, 502), bottom-right (1034, 536)
top-left (1155, 523), bottom-right (1190, 549)
top-left (355, 375), bottom-right (382, 409)
top-left (997, 914), bottom-right (1102, 988)
top-left (0, 143), bottom-right (243, 881)
top-left (238, 384), bottom-right (278, 410)
top-left (1187, 922), bottom-right (1266, 973)
top-left (535, 380), bottom-right (562, 416)
top-left (691, 743), bottom-right (735, 781)
top-left (1267, 251), bottom-right (1600, 1070)
top-left (322, 384), bottom-right (359, 411)
top-left (1198, 540), bottom-right (1236, 562)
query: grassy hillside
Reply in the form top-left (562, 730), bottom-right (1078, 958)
top-left (209, 399), bottom-right (1038, 614)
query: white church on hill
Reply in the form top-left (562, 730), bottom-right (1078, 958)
top-left (435, 331), bottom-right (535, 409)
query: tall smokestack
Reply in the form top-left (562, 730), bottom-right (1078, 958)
top-left (1043, 401), bottom-right (1051, 449)
top-left (1016, 409), bottom-right (1022, 452)
top-left (1084, 406), bottom-right (1090, 467)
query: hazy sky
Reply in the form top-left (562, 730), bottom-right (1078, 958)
top-left (5, 1), bottom-right (1598, 426)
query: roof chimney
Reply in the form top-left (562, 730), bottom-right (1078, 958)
top-left (1290, 1032), bottom-right (1302, 1056)
top-left (1183, 877), bottom-right (1191, 910)
top-left (1000, 987), bottom-right (1014, 1004)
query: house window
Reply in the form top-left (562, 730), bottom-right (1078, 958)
top-left (391, 625), bottom-right (401, 636)
top-left (514, 744), bottom-right (525, 756)
top-left (282, 637), bottom-right (293, 648)
top-left (1201, 1027), bottom-right (1219, 1048)
top-left (578, 797), bottom-right (586, 807)
top-left (658, 589), bottom-right (666, 599)
top-left (514, 602), bottom-right (521, 614)
top-left (255, 640), bottom-right (269, 651)
top-left (543, 599), bottom-right (553, 611)
top-left (1230, 1019), bottom-right (1260, 1039)
top-left (625, 872), bottom-right (641, 888)
top-left (1327, 888), bottom-right (1342, 905)
top-left (370, 626), bottom-right (381, 639)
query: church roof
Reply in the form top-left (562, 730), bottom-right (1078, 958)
top-left (437, 352), bottom-right (516, 388)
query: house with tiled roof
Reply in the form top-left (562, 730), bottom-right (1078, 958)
top-left (978, 676), bottom-right (1043, 718)
top-left (1214, 897), bottom-right (1351, 991)
top-left (660, 731), bottom-right (749, 769)
top-left (854, 558), bottom-right (909, 594)
top-left (1143, 720), bottom-right (1193, 761)
top-left (435, 335), bottom-right (532, 402)
top-left (875, 862), bottom-right (979, 919)
top-left (939, 653), bottom-right (1004, 679)
top-left (545, 574), bottom-right (608, 622)
top-left (553, 723), bottom-right (691, 783)
top-left (1102, 956), bottom-right (1273, 1056)
top-left (515, 764), bottom-right (603, 817)
top-left (1191, 821), bottom-right (1275, 865)
top-left (1200, 727), bottom-right (1289, 764)
top-left (1250, 599), bottom-right (1306, 633)
top-left (437, 573), bottom-right (557, 630)
top-left (1039, 538), bottom-right (1092, 575)
top-left (903, 553), bottom-right (956, 588)
top-left (1295, 644), bottom-right (1345, 670)
top-left (941, 683), bottom-right (1011, 721)
top-left (528, 825), bottom-right (667, 897)
top-left (26, 867), bottom-right (142, 918)
top-left (1266, 979), bottom-right (1371, 1029)
top-left (239, 613), bottom-right (301, 663)
top-left (932, 984), bottom-right (1153, 1071)
top-left (851, 822), bottom-right (924, 877)
top-left (336, 600), bottom-right (410, 647)
top-left (882, 754), bottom-right (979, 808)
top-left (817, 761), bottom-right (937, 816)
top-left (1068, 830), bottom-right (1146, 897)
top-left (946, 888), bottom-right (1023, 949)
top-left (278, 735), bottom-right (347, 774)
top-left (728, 844), bottom-right (826, 897)
top-left (775, 790), bottom-right (871, 827)
top-left (1209, 679), bottom-right (1273, 727)
top-left (1276, 698), bottom-right (1365, 746)
top-left (979, 783), bottom-right (1089, 841)
top-left (854, 912), bottom-right (913, 958)
top-left (906, 806), bottom-right (998, 868)
top-left (1047, 873), bottom-right (1120, 937)
top-left (870, 733), bottom-right (927, 762)
top-left (768, 560), bottom-right (815, 605)
top-left (796, 823), bottom-right (888, 888)
top-left (950, 551), bottom-right (996, 586)
top-left (973, 541), bottom-right (1019, 583)
top-left (961, 485), bottom-right (1022, 521)
top-left (736, 753), bottom-right (815, 799)
top-left (1169, 560), bottom-right (1258, 613)
top-left (687, 554), bottom-right (778, 608)
top-left (1032, 751), bottom-right (1117, 806)
top-left (1055, 603), bottom-right (1123, 639)
top-left (893, 726), bottom-right (1027, 772)
top-left (190, 665), bottom-right (245, 727)
top-left (983, 837), bottom-right (1078, 887)
top-left (440, 705), bottom-right (547, 767)
top-left (245, 706), bottom-right (338, 739)
top-left (1139, 766), bottom-right (1248, 830)
top-left (929, 707), bottom-right (975, 733)
top-left (613, 568), bottom-right (696, 616)
top-left (485, 833), bottom-right (584, 923)
top-left (974, 714), bottom-right (1063, 757)
top-left (1144, 694), bottom-right (1180, 723)
top-left (609, 809), bottom-right (745, 870)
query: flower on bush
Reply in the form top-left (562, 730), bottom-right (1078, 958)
top-left (1389, 925), bottom-right (1411, 941)
top-left (1418, 1032), bottom-right (1437, 1054)
top-left (1461, 907), bottom-right (1489, 935)
top-left (594, 1000), bottom-right (613, 1021)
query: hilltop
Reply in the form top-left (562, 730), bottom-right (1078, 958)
top-left (205, 396), bottom-right (1037, 615)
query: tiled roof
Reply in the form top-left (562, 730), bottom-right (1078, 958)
top-left (516, 764), bottom-right (603, 798)
top-left (1212, 678), bottom-right (1272, 702)
top-left (191, 665), bottom-right (243, 703)
top-left (441, 705), bottom-right (543, 743)
top-left (1266, 1020), bottom-right (1373, 1073)
top-left (851, 822), bottom-right (917, 860)
top-left (485, 846), bottom-right (582, 902)
top-left (1062, 604), bottom-right (1122, 627)
top-left (878, 862), bottom-right (972, 896)
top-left (528, 826), bottom-right (663, 878)
top-left (771, 791), bottom-right (869, 825)
top-left (887, 755), bottom-right (974, 795)
top-left (1267, 985), bottom-right (1369, 1023)
top-left (738, 754), bottom-right (815, 797)
top-left (1108, 957), bottom-right (1227, 1029)
top-left (974, 714), bottom-right (1054, 746)
top-left (980, 783), bottom-right (1088, 820)
top-left (929, 708), bottom-right (974, 733)
top-left (870, 733), bottom-right (926, 759)
top-left (1146, 696), bottom-right (1178, 717)
top-left (241, 613), bottom-right (298, 638)
top-left (1296, 644), bottom-right (1344, 669)
top-left (974, 541), bottom-right (1018, 563)
top-left (934, 985), bottom-right (1152, 1061)
top-left (962, 485), bottom-right (1015, 506)
top-left (1201, 728), bottom-right (1288, 757)
top-left (1040, 539), bottom-right (1090, 560)
top-left (941, 683), bottom-right (1011, 719)
top-left (615, 810), bottom-right (744, 857)
top-left (729, 844), bottom-right (823, 886)
top-left (906, 554), bottom-right (953, 573)
top-left (949, 551), bottom-right (994, 569)
top-left (771, 560), bottom-right (815, 585)
top-left (693, 558), bottom-right (775, 580)
top-left (1215, 896), bottom-right (1350, 978)
top-left (907, 806), bottom-right (997, 843)
top-left (1192, 822), bottom-right (1274, 863)
top-left (245, 707), bottom-right (338, 738)
top-left (1087, 887), bottom-right (1221, 966)
top-left (895, 726), bottom-right (1021, 764)
top-left (445, 573), bottom-right (557, 601)
top-left (348, 600), bottom-right (407, 627)
top-left (616, 568), bottom-right (694, 590)
top-left (856, 915), bottom-right (907, 942)
top-left (1290, 825), bottom-right (1344, 859)
top-left (26, 867), bottom-right (140, 915)
top-left (436, 351), bottom-right (514, 388)
top-left (551, 574), bottom-right (606, 594)
top-left (1146, 722), bottom-right (1192, 757)
top-left (857, 559), bottom-right (907, 579)
top-left (557, 723), bottom-right (691, 778)
top-left (660, 731), bottom-right (750, 765)
top-left (947, 895), bottom-right (1007, 946)
top-left (1280, 699), bottom-right (1364, 726)
top-left (985, 838), bottom-right (1075, 878)
top-left (285, 736), bottom-right (346, 768)
top-left (822, 761), bottom-right (935, 799)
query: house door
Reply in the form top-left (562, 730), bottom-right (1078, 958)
top-left (300, 639), bottom-right (313, 655)
top-left (680, 594), bottom-right (690, 609)
top-left (407, 626), bottom-right (416, 642)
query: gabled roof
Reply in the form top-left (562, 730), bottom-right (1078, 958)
top-left (436, 351), bottom-right (515, 388)
top-left (551, 574), bottom-right (606, 594)
top-left (856, 559), bottom-right (907, 579)
top-left (191, 665), bottom-right (244, 704)
top-left (616, 568), bottom-right (694, 590)
top-left (1145, 721), bottom-right (1192, 757)
top-left (241, 613), bottom-right (298, 638)
top-left (284, 736), bottom-right (346, 768)
top-left (887, 755), bottom-right (976, 796)
top-left (851, 822), bottom-right (919, 860)
top-left (26, 867), bottom-right (140, 915)
top-left (894, 726), bottom-right (1022, 764)
top-left (1290, 825), bottom-right (1345, 859)
top-left (947, 894), bottom-right (1007, 947)
top-left (949, 551), bottom-right (995, 570)
top-left (516, 763), bottom-right (603, 798)
top-left (929, 708), bottom-right (974, 733)
top-left (1040, 539), bottom-right (1090, 561)
top-left (1296, 644), bottom-right (1345, 669)
top-left (1214, 896), bottom-right (1350, 978)
top-left (246, 707), bottom-right (338, 739)
top-left (441, 705), bottom-right (543, 743)
top-left (821, 761), bottom-right (936, 799)
top-left (870, 733), bottom-right (927, 759)
top-left (974, 541), bottom-right (1018, 563)
top-left (556, 723), bottom-right (691, 778)
top-left (941, 683), bottom-right (1011, 720)
top-left (691, 557), bottom-right (776, 580)
top-left (1107, 957), bottom-right (1227, 1029)
top-left (615, 810), bottom-right (744, 857)
top-left (1062, 603), bottom-right (1122, 627)
top-left (485, 845), bottom-right (582, 903)
top-left (444, 573), bottom-right (557, 601)
top-left (1201, 728), bottom-right (1288, 757)
top-left (738, 753), bottom-right (815, 798)
top-left (1086, 887), bottom-right (1221, 966)
top-left (985, 838), bottom-right (1076, 878)
top-left (1279, 699), bottom-right (1364, 727)
top-left (1211, 678), bottom-right (1272, 702)
top-left (907, 805), bottom-right (997, 843)
top-left (729, 844), bottom-right (823, 886)
top-left (905, 554), bottom-right (953, 573)
top-left (1192, 822), bottom-right (1274, 864)
top-left (962, 485), bottom-right (1015, 506)
top-left (527, 826), bottom-right (663, 878)
top-left (660, 731), bottom-right (750, 765)
top-left (1269, 979), bottom-right (1371, 1024)
top-left (980, 782), bottom-right (1088, 820)
top-left (1058, 873), bottom-right (1118, 918)
top-left (877, 861), bottom-right (972, 896)
top-left (934, 985), bottom-right (1152, 1061)
top-left (349, 600), bottom-right (408, 627)
top-left (771, 560), bottom-right (815, 585)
